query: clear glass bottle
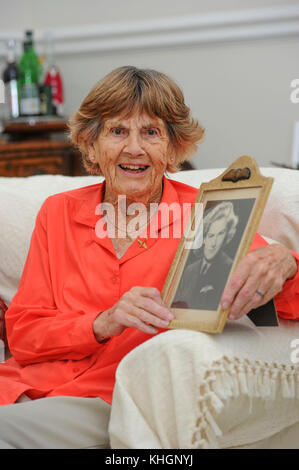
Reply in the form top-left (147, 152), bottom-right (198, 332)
top-left (2, 39), bottom-right (20, 119)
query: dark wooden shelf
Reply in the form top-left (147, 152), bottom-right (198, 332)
top-left (3, 118), bottom-right (69, 141)
top-left (0, 118), bottom-right (85, 177)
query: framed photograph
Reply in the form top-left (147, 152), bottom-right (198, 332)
top-left (161, 155), bottom-right (274, 334)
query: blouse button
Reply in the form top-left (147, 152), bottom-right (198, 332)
top-left (73, 368), bottom-right (79, 373)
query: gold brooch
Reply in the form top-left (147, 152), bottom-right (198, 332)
top-left (137, 238), bottom-right (147, 249)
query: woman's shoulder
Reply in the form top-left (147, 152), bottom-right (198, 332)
top-left (39, 182), bottom-right (104, 216)
top-left (165, 176), bottom-right (198, 203)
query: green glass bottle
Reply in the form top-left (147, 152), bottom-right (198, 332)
top-left (18, 30), bottom-right (42, 116)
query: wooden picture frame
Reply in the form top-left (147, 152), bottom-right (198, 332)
top-left (161, 155), bottom-right (273, 334)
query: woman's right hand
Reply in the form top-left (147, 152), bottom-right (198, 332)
top-left (92, 286), bottom-right (174, 342)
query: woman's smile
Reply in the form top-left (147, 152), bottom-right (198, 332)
top-left (118, 163), bottom-right (150, 176)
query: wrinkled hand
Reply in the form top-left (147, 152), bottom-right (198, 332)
top-left (221, 244), bottom-right (297, 320)
top-left (93, 286), bottom-right (174, 342)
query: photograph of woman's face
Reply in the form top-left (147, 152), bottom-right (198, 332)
top-left (203, 217), bottom-right (227, 261)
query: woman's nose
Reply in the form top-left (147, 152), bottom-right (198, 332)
top-left (123, 132), bottom-right (145, 156)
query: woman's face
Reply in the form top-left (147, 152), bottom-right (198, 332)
top-left (203, 217), bottom-right (228, 261)
top-left (89, 112), bottom-right (173, 204)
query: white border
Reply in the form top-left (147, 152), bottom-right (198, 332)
top-left (0, 5), bottom-right (299, 57)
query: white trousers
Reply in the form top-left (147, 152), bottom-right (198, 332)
top-left (0, 395), bottom-right (111, 449)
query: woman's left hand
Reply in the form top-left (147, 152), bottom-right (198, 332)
top-left (221, 244), bottom-right (298, 320)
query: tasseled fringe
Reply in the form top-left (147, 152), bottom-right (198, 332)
top-left (190, 356), bottom-right (299, 449)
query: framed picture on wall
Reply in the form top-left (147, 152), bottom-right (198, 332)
top-left (161, 155), bottom-right (274, 334)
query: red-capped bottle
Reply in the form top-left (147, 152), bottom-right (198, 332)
top-left (43, 30), bottom-right (64, 116)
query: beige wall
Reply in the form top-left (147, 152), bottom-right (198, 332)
top-left (0, 0), bottom-right (294, 29)
top-left (1, 0), bottom-right (299, 169)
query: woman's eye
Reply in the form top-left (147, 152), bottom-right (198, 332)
top-left (146, 129), bottom-right (158, 137)
top-left (111, 128), bottom-right (124, 136)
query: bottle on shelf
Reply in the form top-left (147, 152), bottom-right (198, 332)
top-left (18, 30), bottom-right (42, 116)
top-left (43, 30), bottom-right (64, 117)
top-left (38, 53), bottom-right (53, 116)
top-left (2, 39), bottom-right (20, 120)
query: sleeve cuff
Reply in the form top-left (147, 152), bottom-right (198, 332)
top-left (71, 310), bottom-right (106, 352)
top-left (275, 249), bottom-right (299, 303)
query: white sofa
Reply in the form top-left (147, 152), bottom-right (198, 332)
top-left (0, 167), bottom-right (298, 449)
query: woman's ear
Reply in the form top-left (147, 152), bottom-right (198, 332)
top-left (88, 143), bottom-right (96, 162)
top-left (167, 155), bottom-right (176, 172)
top-left (167, 149), bottom-right (175, 166)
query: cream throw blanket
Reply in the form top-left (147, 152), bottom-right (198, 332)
top-left (109, 317), bottom-right (299, 449)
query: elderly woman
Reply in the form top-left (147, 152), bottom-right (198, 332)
top-left (0, 66), bottom-right (298, 449)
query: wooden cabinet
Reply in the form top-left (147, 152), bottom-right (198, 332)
top-left (0, 118), bottom-right (86, 177)
top-left (0, 141), bottom-right (74, 177)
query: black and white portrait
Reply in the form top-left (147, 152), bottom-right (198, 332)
top-left (172, 198), bottom-right (256, 311)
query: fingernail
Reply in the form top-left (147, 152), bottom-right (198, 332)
top-left (222, 301), bottom-right (229, 309)
top-left (149, 327), bottom-right (158, 334)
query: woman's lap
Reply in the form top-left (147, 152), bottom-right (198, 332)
top-left (0, 395), bottom-right (111, 449)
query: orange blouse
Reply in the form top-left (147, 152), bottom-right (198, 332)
top-left (1, 177), bottom-right (298, 405)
